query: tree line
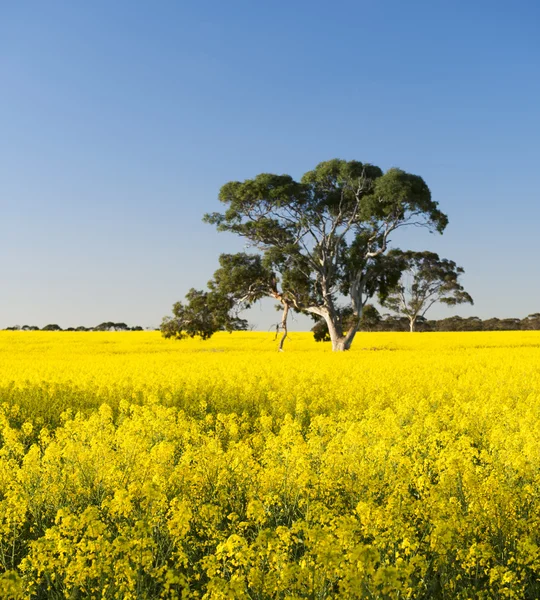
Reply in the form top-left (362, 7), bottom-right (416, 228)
top-left (312, 308), bottom-right (540, 340)
top-left (5, 314), bottom-right (540, 336)
top-left (3, 322), bottom-right (145, 332)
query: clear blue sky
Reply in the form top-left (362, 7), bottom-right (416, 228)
top-left (1, 0), bottom-right (539, 329)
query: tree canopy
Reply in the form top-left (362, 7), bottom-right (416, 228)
top-left (161, 288), bottom-right (248, 341)
top-left (379, 251), bottom-right (473, 332)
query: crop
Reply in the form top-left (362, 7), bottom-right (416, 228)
top-left (1, 331), bottom-right (540, 598)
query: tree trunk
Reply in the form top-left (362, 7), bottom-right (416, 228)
top-left (277, 303), bottom-right (289, 351)
top-left (307, 300), bottom-right (363, 351)
top-left (332, 337), bottom-right (349, 351)
top-left (409, 317), bottom-right (416, 332)
top-left (324, 311), bottom-right (361, 351)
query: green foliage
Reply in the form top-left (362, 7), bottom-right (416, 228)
top-left (161, 288), bottom-right (248, 341)
top-left (210, 253), bottom-right (276, 305)
top-left (93, 322), bottom-right (130, 332)
top-left (380, 251), bottom-right (473, 330)
top-left (41, 324), bottom-right (62, 331)
top-left (359, 304), bottom-right (382, 331)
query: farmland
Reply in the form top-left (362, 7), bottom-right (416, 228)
top-left (1, 331), bottom-right (540, 598)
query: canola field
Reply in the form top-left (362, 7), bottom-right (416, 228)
top-left (1, 331), bottom-right (540, 599)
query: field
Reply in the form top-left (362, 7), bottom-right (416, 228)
top-left (1, 331), bottom-right (540, 599)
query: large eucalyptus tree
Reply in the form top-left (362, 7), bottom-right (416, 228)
top-left (203, 159), bottom-right (448, 351)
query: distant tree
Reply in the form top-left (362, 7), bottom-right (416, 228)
top-left (131, 326), bottom-right (144, 331)
top-left (463, 316), bottom-right (484, 331)
top-left (91, 322), bottom-right (130, 331)
top-left (509, 318), bottom-right (524, 329)
top-left (522, 314), bottom-right (540, 330)
top-left (21, 325), bottom-right (40, 331)
top-left (6, 325), bottom-right (21, 331)
top-left (482, 318), bottom-right (504, 331)
top-left (42, 324), bottom-right (62, 331)
top-left (414, 315), bottom-right (431, 331)
top-left (498, 318), bottom-right (523, 331)
top-left (161, 288), bottom-right (248, 341)
top-left (359, 304), bottom-right (382, 332)
top-left (436, 316), bottom-right (486, 331)
top-left (436, 316), bottom-right (464, 331)
top-left (380, 314), bottom-right (409, 332)
top-left (380, 251), bottom-right (473, 332)
top-left (94, 322), bottom-right (116, 332)
top-left (76, 326), bottom-right (89, 332)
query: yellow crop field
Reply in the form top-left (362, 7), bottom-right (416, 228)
top-left (1, 331), bottom-right (540, 599)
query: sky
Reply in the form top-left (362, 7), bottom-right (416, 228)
top-left (1, 0), bottom-right (539, 330)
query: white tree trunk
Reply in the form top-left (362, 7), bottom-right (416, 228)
top-left (325, 315), bottom-right (344, 351)
top-left (324, 311), bottom-right (361, 352)
top-left (278, 304), bottom-right (289, 351)
top-left (307, 298), bottom-right (363, 351)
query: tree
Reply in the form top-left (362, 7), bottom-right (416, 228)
top-left (204, 159), bottom-right (448, 351)
top-left (379, 251), bottom-right (473, 332)
top-left (161, 288), bottom-right (248, 340)
top-left (42, 324), bottom-right (62, 331)
top-left (522, 314), bottom-right (540, 330)
top-left (94, 322), bottom-right (116, 331)
top-left (359, 304), bottom-right (382, 332)
top-left (380, 314), bottom-right (409, 332)
top-left (435, 315), bottom-right (481, 331)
